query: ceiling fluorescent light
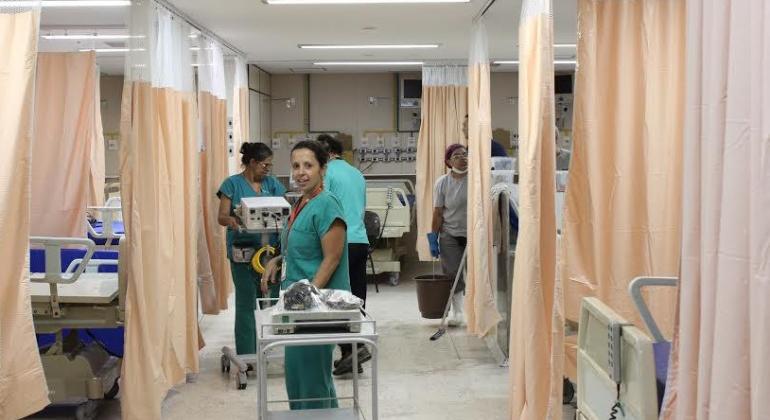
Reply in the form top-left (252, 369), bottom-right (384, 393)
top-left (314, 61), bottom-right (424, 66)
top-left (493, 60), bottom-right (577, 65)
top-left (300, 44), bottom-right (439, 49)
top-left (38, 1), bottom-right (131, 6)
top-left (43, 34), bottom-right (131, 40)
top-left (268, 0), bottom-right (467, 4)
top-left (554, 43), bottom-right (577, 48)
top-left (79, 48), bottom-right (136, 53)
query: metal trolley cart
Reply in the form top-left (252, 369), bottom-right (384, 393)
top-left (253, 298), bottom-right (379, 420)
top-left (220, 196), bottom-right (291, 389)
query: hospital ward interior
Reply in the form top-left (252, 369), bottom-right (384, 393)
top-left (0, 0), bottom-right (768, 419)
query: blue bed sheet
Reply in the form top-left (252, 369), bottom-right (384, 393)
top-left (88, 220), bottom-right (125, 246)
top-left (654, 341), bottom-right (672, 412)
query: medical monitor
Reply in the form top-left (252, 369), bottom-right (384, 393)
top-left (400, 78), bottom-right (422, 108)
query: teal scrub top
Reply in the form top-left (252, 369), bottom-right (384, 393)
top-left (324, 159), bottom-right (369, 245)
top-left (280, 191), bottom-right (350, 292)
top-left (218, 174), bottom-right (287, 260)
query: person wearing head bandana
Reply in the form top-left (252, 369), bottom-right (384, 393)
top-left (427, 143), bottom-right (468, 325)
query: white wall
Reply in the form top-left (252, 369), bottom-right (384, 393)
top-left (266, 72), bottom-right (523, 175)
top-left (490, 72), bottom-right (518, 147)
top-left (248, 65), bottom-right (273, 142)
top-left (100, 75), bottom-right (123, 178)
top-left (309, 73), bottom-right (396, 138)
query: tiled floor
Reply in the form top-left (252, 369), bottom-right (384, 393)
top-left (28, 261), bottom-right (576, 419)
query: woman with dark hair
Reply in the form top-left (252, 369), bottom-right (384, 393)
top-left (428, 143), bottom-right (468, 325)
top-left (262, 140), bottom-right (350, 410)
top-left (217, 141), bottom-right (286, 355)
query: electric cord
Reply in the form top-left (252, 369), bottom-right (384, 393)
top-left (360, 161), bottom-right (376, 173)
top-left (251, 245), bottom-right (276, 274)
top-left (609, 383), bottom-right (624, 420)
top-left (368, 188), bottom-right (393, 277)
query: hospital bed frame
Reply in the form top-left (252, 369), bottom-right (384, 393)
top-left (86, 197), bottom-right (123, 248)
top-left (575, 277), bottom-right (678, 420)
top-left (29, 236), bottom-right (125, 418)
top-left (364, 186), bottom-right (411, 285)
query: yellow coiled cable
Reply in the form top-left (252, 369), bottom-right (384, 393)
top-left (251, 245), bottom-right (276, 274)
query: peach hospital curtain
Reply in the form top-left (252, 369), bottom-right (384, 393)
top-left (561, 0), bottom-right (684, 348)
top-left (661, 1), bottom-right (770, 419)
top-left (415, 65), bottom-right (467, 261)
top-left (120, 2), bottom-right (199, 418)
top-left (230, 56), bottom-right (249, 175)
top-left (89, 71), bottom-right (106, 207)
top-left (465, 21), bottom-right (502, 339)
top-left (0, 4), bottom-right (50, 418)
top-left (197, 38), bottom-right (230, 314)
top-left (508, 1), bottom-right (563, 418)
top-left (30, 52), bottom-right (98, 238)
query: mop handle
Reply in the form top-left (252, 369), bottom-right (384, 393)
top-left (439, 247), bottom-right (468, 328)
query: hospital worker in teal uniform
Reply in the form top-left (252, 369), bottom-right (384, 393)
top-left (217, 142), bottom-right (286, 355)
top-left (262, 140), bottom-right (350, 410)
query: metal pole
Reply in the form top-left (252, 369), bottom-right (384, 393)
top-left (352, 345), bottom-right (359, 412)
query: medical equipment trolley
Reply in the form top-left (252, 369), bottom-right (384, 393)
top-left (253, 298), bottom-right (378, 420)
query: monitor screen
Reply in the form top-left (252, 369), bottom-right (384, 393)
top-left (555, 74), bottom-right (573, 94)
top-left (402, 79), bottom-right (422, 99)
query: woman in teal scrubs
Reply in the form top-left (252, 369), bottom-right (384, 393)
top-left (217, 142), bottom-right (286, 355)
top-left (262, 140), bottom-right (350, 410)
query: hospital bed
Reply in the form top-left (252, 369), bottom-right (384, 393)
top-left (364, 185), bottom-right (411, 285)
top-left (576, 297), bottom-right (658, 420)
top-left (86, 196), bottom-right (124, 248)
top-left (629, 277), bottom-right (677, 410)
top-left (29, 236), bottom-right (125, 419)
top-left (365, 178), bottom-right (416, 223)
top-left (576, 276), bottom-right (678, 420)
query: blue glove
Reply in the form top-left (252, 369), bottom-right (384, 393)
top-left (427, 232), bottom-right (440, 258)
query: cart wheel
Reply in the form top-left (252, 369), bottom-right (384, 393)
top-left (221, 355), bottom-right (230, 373)
top-left (563, 377), bottom-right (575, 404)
top-left (75, 401), bottom-right (97, 420)
top-left (388, 272), bottom-right (400, 286)
top-left (237, 372), bottom-right (248, 390)
top-left (104, 378), bottom-right (120, 400)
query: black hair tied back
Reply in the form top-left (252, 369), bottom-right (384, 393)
top-left (240, 141), bottom-right (274, 166)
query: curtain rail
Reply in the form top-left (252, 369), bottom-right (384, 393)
top-left (153, 0), bottom-right (246, 59)
top-left (473, 0), bottom-right (496, 22)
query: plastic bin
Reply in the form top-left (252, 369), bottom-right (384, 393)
top-left (415, 274), bottom-right (452, 319)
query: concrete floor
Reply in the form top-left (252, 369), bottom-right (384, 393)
top-left (29, 261), bottom-right (576, 419)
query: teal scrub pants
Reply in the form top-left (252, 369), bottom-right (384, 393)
top-left (285, 345), bottom-right (338, 410)
top-left (229, 261), bottom-right (278, 355)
